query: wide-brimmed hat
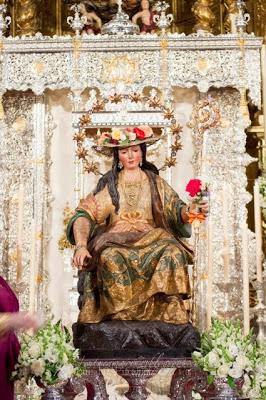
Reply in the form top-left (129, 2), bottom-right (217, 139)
top-left (94, 126), bottom-right (162, 149)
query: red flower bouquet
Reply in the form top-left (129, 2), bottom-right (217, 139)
top-left (186, 179), bottom-right (202, 198)
top-left (185, 178), bottom-right (209, 225)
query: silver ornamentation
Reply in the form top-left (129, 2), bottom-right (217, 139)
top-left (190, 89), bottom-right (257, 331)
top-left (153, 1), bottom-right (173, 34)
top-left (0, 36), bottom-right (261, 106)
top-left (235, 0), bottom-right (250, 34)
top-left (251, 280), bottom-right (266, 344)
top-left (101, 0), bottom-right (140, 36)
top-left (0, 5), bottom-right (11, 38)
top-left (67, 4), bottom-right (87, 36)
top-left (0, 93), bottom-right (53, 316)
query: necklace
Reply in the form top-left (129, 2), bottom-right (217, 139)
top-left (121, 169), bottom-right (143, 208)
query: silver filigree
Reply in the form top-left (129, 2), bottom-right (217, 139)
top-left (0, 36), bottom-right (261, 106)
top-left (67, 4), bottom-right (87, 36)
top-left (153, 1), bottom-right (173, 33)
top-left (236, 0), bottom-right (250, 34)
top-left (0, 5), bottom-right (11, 38)
top-left (101, 0), bottom-right (140, 36)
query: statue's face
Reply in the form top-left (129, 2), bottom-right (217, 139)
top-left (118, 145), bottom-right (142, 170)
top-left (141, 0), bottom-right (149, 10)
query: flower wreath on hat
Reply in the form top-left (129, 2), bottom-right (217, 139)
top-left (96, 125), bottom-right (158, 148)
top-left (73, 92), bottom-right (184, 174)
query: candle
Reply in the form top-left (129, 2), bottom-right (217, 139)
top-left (206, 217), bottom-right (213, 331)
top-left (222, 184), bottom-right (230, 282)
top-left (29, 220), bottom-right (36, 313)
top-left (254, 180), bottom-right (263, 283)
top-left (16, 183), bottom-right (24, 283)
top-left (242, 222), bottom-right (250, 335)
top-left (261, 45), bottom-right (266, 155)
top-left (80, 160), bottom-right (84, 200)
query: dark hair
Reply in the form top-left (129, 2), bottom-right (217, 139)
top-left (94, 143), bottom-right (159, 213)
top-left (83, 1), bottom-right (97, 12)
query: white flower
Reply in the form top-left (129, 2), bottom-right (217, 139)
top-left (192, 351), bottom-right (202, 359)
top-left (128, 131), bottom-right (136, 141)
top-left (192, 390), bottom-right (202, 399)
top-left (228, 343), bottom-right (239, 357)
top-left (120, 133), bottom-right (126, 141)
top-left (28, 342), bottom-right (41, 359)
top-left (44, 349), bottom-right (58, 363)
top-left (58, 364), bottom-right (74, 380)
top-left (30, 359), bottom-right (45, 377)
top-left (207, 351), bottom-right (220, 368)
top-left (247, 387), bottom-right (260, 398)
top-left (235, 354), bottom-right (249, 369)
top-left (228, 364), bottom-right (243, 379)
top-left (217, 364), bottom-right (230, 378)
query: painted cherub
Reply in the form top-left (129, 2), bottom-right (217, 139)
top-left (132, 0), bottom-right (156, 34)
top-left (79, 2), bottom-right (102, 35)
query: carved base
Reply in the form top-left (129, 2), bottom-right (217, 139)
top-left (73, 320), bottom-right (200, 358)
top-left (42, 359), bottom-right (247, 399)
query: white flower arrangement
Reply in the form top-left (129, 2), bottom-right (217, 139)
top-left (13, 320), bottom-right (84, 386)
top-left (192, 320), bottom-right (266, 399)
top-left (242, 342), bottom-right (266, 400)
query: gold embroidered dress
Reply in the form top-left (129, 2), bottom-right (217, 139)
top-left (67, 171), bottom-right (192, 325)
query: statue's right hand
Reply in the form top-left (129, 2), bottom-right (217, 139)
top-left (72, 247), bottom-right (92, 270)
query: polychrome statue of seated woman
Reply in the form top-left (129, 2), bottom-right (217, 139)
top-left (67, 126), bottom-right (208, 357)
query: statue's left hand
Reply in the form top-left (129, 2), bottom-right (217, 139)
top-left (190, 200), bottom-right (209, 216)
top-left (72, 247), bottom-right (92, 270)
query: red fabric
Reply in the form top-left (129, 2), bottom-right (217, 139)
top-left (0, 277), bottom-right (20, 400)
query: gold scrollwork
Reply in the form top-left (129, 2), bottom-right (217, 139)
top-left (100, 55), bottom-right (141, 85)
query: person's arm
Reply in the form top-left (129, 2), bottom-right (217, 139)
top-left (0, 312), bottom-right (39, 337)
top-left (0, 313), bottom-right (10, 337)
top-left (132, 11), bottom-right (141, 24)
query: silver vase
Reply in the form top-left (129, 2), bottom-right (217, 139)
top-left (211, 378), bottom-right (240, 399)
top-left (41, 386), bottom-right (63, 400)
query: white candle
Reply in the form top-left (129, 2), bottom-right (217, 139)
top-left (16, 183), bottom-right (24, 283)
top-left (201, 131), bottom-right (207, 179)
top-left (222, 184), bottom-right (230, 282)
top-left (206, 218), bottom-right (213, 331)
top-left (80, 160), bottom-right (84, 200)
top-left (261, 45), bottom-right (266, 153)
top-left (254, 180), bottom-right (263, 283)
top-left (29, 220), bottom-right (36, 313)
top-left (242, 222), bottom-right (250, 335)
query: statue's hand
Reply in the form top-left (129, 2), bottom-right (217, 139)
top-left (72, 247), bottom-right (92, 270)
top-left (189, 200), bottom-right (209, 216)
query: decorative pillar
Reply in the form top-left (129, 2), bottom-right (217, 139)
top-left (192, 0), bottom-right (215, 34)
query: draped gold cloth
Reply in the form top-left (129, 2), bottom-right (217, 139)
top-left (67, 171), bottom-right (192, 325)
